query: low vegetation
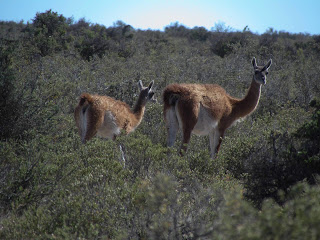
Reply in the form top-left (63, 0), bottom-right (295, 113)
top-left (1, 10), bottom-right (320, 239)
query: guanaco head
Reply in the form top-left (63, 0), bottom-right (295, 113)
top-left (138, 80), bottom-right (157, 104)
top-left (252, 57), bottom-right (272, 85)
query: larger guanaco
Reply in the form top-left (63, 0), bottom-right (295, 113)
top-left (163, 58), bottom-right (272, 158)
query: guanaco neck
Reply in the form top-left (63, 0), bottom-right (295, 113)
top-left (132, 96), bottom-right (146, 124)
top-left (232, 76), bottom-right (262, 119)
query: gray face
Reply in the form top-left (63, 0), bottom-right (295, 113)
top-left (138, 80), bottom-right (157, 103)
top-left (254, 66), bottom-right (269, 85)
top-left (252, 58), bottom-right (272, 85)
top-left (147, 90), bottom-right (156, 102)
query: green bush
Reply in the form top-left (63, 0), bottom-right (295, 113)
top-left (30, 10), bottom-right (71, 56)
top-left (217, 105), bottom-right (320, 207)
top-left (212, 182), bottom-right (320, 240)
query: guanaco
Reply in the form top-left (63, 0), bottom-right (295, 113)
top-left (163, 57), bottom-right (272, 158)
top-left (75, 80), bottom-right (155, 143)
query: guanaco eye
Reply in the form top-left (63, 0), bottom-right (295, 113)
top-left (265, 72), bottom-right (269, 75)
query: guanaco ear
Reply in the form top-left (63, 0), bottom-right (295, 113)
top-left (148, 80), bottom-right (154, 90)
top-left (138, 80), bottom-right (143, 91)
top-left (263, 59), bottom-right (272, 71)
top-left (252, 57), bottom-right (257, 69)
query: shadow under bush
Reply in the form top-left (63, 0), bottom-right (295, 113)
top-left (218, 103), bottom-right (320, 207)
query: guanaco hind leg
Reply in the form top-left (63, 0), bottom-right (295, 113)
top-left (82, 106), bottom-right (103, 143)
top-left (176, 100), bottom-right (198, 155)
top-left (165, 106), bottom-right (179, 147)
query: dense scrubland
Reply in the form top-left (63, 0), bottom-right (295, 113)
top-left (1, 10), bottom-right (320, 239)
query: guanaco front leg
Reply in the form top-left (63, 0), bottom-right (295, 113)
top-left (208, 129), bottom-right (225, 158)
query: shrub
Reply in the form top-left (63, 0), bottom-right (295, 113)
top-left (30, 9), bottom-right (70, 56)
top-left (1, 10), bottom-right (320, 239)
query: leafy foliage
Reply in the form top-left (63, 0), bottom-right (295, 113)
top-left (29, 9), bottom-right (71, 56)
top-left (0, 11), bottom-right (320, 239)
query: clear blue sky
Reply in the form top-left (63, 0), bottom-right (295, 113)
top-left (1, 0), bottom-right (319, 35)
